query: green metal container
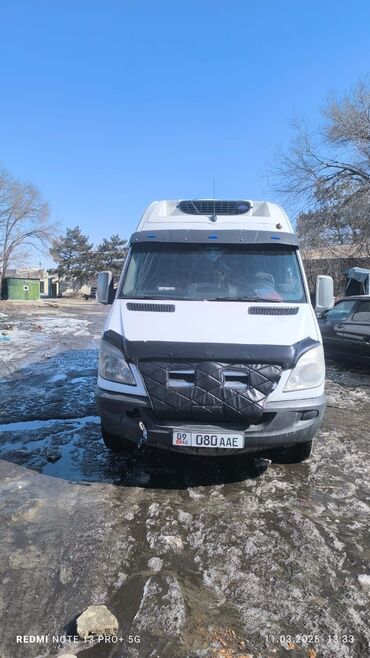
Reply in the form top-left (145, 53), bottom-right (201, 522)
top-left (4, 277), bottom-right (40, 300)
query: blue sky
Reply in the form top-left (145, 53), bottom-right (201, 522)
top-left (1, 0), bottom-right (370, 265)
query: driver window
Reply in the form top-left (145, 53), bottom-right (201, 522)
top-left (326, 300), bottom-right (356, 321)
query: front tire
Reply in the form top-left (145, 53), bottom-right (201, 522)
top-left (101, 425), bottom-right (135, 452)
top-left (274, 440), bottom-right (313, 463)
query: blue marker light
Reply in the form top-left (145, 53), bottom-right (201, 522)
top-left (208, 235), bottom-right (218, 240)
top-left (147, 234), bottom-right (157, 239)
top-left (271, 236), bottom-right (281, 240)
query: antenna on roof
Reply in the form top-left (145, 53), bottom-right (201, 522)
top-left (209, 177), bottom-right (217, 222)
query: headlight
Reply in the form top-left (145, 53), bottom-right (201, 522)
top-left (98, 339), bottom-right (136, 385)
top-left (284, 345), bottom-right (325, 391)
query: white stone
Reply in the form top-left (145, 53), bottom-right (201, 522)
top-left (148, 557), bottom-right (163, 572)
top-left (358, 574), bottom-right (370, 592)
top-left (178, 510), bottom-right (192, 524)
top-left (162, 535), bottom-right (184, 552)
top-left (76, 604), bottom-right (118, 639)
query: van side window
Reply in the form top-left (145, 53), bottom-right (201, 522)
top-left (325, 300), bottom-right (356, 321)
top-left (352, 300), bottom-right (370, 323)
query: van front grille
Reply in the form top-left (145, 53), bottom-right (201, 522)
top-left (139, 360), bottom-right (281, 422)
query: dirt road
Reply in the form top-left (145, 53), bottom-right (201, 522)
top-left (0, 301), bottom-right (369, 658)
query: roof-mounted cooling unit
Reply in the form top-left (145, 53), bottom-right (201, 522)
top-left (177, 200), bottom-right (253, 216)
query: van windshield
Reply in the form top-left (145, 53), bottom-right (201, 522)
top-left (120, 244), bottom-right (307, 303)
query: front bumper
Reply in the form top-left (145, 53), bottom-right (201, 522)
top-left (95, 386), bottom-right (326, 455)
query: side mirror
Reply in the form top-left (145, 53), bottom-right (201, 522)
top-left (315, 275), bottom-right (334, 316)
top-left (97, 271), bottom-right (113, 304)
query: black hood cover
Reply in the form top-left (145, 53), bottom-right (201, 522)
top-left (139, 360), bottom-right (282, 422)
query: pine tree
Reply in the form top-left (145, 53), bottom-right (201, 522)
top-left (50, 227), bottom-right (94, 286)
top-left (94, 234), bottom-right (127, 276)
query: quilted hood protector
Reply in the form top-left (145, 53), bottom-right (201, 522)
top-left (139, 360), bottom-right (282, 421)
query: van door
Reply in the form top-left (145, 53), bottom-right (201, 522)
top-left (319, 299), bottom-right (357, 359)
top-left (335, 299), bottom-right (370, 362)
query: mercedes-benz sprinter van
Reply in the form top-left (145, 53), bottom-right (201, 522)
top-left (95, 199), bottom-right (334, 462)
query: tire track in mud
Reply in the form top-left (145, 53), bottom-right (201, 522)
top-left (104, 493), bottom-right (227, 658)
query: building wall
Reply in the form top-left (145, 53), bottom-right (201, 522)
top-left (5, 268), bottom-right (59, 298)
top-left (3, 278), bottom-right (40, 300)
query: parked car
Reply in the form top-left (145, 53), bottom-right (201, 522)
top-left (318, 296), bottom-right (370, 366)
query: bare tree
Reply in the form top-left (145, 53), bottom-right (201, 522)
top-left (0, 167), bottom-right (55, 291)
top-left (270, 78), bottom-right (370, 256)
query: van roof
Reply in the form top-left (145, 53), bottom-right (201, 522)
top-left (136, 199), bottom-right (293, 234)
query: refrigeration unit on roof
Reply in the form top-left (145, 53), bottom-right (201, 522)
top-left (177, 200), bottom-right (253, 215)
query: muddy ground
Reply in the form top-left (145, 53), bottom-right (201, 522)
top-left (0, 300), bottom-right (369, 658)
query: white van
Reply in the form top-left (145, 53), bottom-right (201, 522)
top-left (96, 199), bottom-right (334, 462)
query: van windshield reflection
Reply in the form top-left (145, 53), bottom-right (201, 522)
top-left (120, 244), bottom-right (306, 303)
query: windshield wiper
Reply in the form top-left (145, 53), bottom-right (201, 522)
top-left (121, 294), bottom-right (283, 302)
top-left (121, 294), bottom-right (184, 300)
top-left (207, 296), bottom-right (283, 302)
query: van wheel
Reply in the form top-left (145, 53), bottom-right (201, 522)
top-left (275, 441), bottom-right (313, 463)
top-left (101, 425), bottom-right (135, 452)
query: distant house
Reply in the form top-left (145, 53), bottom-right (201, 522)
top-left (3, 268), bottom-right (60, 299)
top-left (2, 277), bottom-right (40, 300)
top-left (58, 279), bottom-right (96, 297)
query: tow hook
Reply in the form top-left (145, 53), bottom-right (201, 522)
top-left (136, 421), bottom-right (148, 449)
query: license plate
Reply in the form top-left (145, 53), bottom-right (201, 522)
top-left (172, 431), bottom-right (244, 449)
